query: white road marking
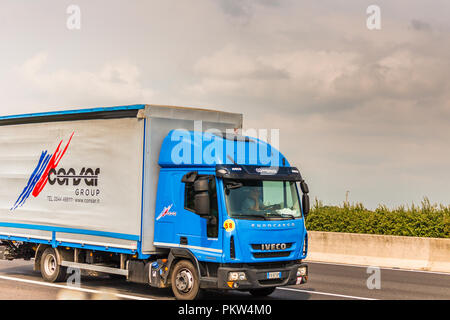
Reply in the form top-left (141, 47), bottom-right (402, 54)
top-left (0, 274), bottom-right (153, 300)
top-left (277, 287), bottom-right (377, 300)
top-left (306, 261), bottom-right (450, 276)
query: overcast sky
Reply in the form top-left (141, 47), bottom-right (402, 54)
top-left (1, 0), bottom-right (450, 209)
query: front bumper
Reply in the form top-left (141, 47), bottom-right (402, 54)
top-left (212, 263), bottom-right (308, 290)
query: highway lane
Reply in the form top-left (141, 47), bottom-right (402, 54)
top-left (0, 257), bottom-right (448, 300)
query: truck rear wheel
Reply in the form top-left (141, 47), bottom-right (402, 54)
top-left (249, 287), bottom-right (276, 297)
top-left (171, 260), bottom-right (202, 300)
top-left (40, 248), bottom-right (67, 283)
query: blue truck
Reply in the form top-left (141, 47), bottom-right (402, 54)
top-left (0, 104), bottom-right (309, 300)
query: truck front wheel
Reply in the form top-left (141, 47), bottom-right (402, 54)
top-left (40, 248), bottom-right (67, 283)
top-left (171, 260), bottom-right (202, 300)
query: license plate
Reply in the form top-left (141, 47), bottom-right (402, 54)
top-left (266, 272), bottom-right (282, 279)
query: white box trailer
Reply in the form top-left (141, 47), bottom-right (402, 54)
top-left (0, 104), bottom-right (242, 255)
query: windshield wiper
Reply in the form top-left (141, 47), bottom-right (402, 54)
top-left (267, 212), bottom-right (295, 219)
top-left (225, 181), bottom-right (243, 190)
top-left (233, 214), bottom-right (267, 220)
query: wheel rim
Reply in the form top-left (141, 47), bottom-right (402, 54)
top-left (175, 268), bottom-right (194, 293)
top-left (43, 253), bottom-right (57, 276)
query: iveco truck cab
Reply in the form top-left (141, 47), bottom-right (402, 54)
top-left (153, 129), bottom-right (310, 299)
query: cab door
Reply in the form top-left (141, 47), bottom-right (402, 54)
top-left (176, 171), bottom-right (223, 262)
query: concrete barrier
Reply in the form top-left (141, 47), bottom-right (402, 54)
top-left (305, 231), bottom-right (450, 273)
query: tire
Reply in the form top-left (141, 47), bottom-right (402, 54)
top-left (171, 260), bottom-right (202, 300)
top-left (40, 248), bottom-right (68, 283)
top-left (249, 287), bottom-right (276, 297)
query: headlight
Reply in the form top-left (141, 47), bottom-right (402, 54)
top-left (297, 266), bottom-right (307, 277)
top-left (228, 272), bottom-right (247, 281)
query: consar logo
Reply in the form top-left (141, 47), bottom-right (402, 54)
top-left (48, 168), bottom-right (100, 186)
top-left (11, 132), bottom-right (74, 211)
top-left (260, 243), bottom-right (288, 251)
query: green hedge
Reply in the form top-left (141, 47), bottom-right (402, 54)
top-left (305, 198), bottom-right (450, 238)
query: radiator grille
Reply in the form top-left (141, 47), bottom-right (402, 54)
top-left (252, 251), bottom-right (291, 259)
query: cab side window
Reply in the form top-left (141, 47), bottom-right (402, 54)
top-left (184, 182), bottom-right (195, 212)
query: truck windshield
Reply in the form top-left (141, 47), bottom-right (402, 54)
top-left (223, 179), bottom-right (302, 220)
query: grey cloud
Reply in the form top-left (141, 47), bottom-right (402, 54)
top-left (189, 32), bottom-right (450, 116)
top-left (250, 67), bottom-right (289, 80)
top-left (216, 0), bottom-right (282, 18)
top-left (217, 0), bottom-right (252, 18)
top-left (256, 0), bottom-right (282, 7)
top-left (410, 19), bottom-right (432, 32)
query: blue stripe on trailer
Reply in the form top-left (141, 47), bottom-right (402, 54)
top-left (0, 104), bottom-right (146, 121)
top-left (0, 222), bottom-right (140, 241)
top-left (0, 234), bottom-right (52, 245)
top-left (56, 242), bottom-right (137, 255)
top-left (0, 234), bottom-right (137, 255)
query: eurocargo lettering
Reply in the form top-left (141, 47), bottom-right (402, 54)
top-left (0, 104), bottom-right (310, 300)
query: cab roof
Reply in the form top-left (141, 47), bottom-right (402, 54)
top-left (158, 129), bottom-right (290, 168)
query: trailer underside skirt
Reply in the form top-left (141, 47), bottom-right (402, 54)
top-left (60, 261), bottom-right (129, 276)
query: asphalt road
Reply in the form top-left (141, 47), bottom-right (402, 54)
top-left (0, 252), bottom-right (448, 300)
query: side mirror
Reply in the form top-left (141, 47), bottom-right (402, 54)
top-left (302, 194), bottom-right (310, 218)
top-left (182, 171), bottom-right (198, 183)
top-left (299, 180), bottom-right (310, 218)
top-left (300, 180), bottom-right (309, 194)
top-left (225, 181), bottom-right (243, 190)
top-left (194, 178), bottom-right (209, 193)
top-left (194, 177), bottom-right (210, 216)
top-left (224, 181), bottom-right (243, 195)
